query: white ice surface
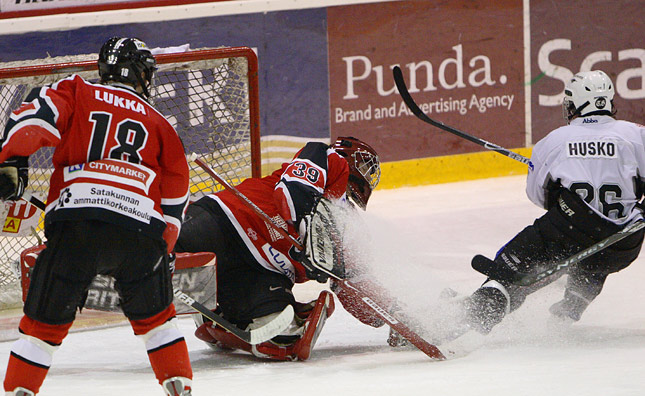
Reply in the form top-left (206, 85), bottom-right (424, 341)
top-left (1, 175), bottom-right (644, 395)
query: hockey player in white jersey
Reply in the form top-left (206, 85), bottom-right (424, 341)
top-left (453, 70), bottom-right (645, 337)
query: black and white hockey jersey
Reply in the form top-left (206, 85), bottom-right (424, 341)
top-left (527, 115), bottom-right (645, 225)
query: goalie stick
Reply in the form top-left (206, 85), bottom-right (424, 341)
top-left (334, 278), bottom-right (445, 360)
top-left (192, 155), bottom-right (305, 251)
top-left (473, 219), bottom-right (645, 286)
top-left (174, 289), bottom-right (294, 345)
top-left (192, 156), bottom-right (446, 360)
top-left (23, 191), bottom-right (292, 345)
top-left (392, 65), bottom-right (531, 166)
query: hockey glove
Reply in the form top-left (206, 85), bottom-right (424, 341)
top-left (0, 156), bottom-right (28, 201)
top-left (167, 252), bottom-right (177, 275)
top-left (292, 198), bottom-right (347, 283)
top-left (301, 253), bottom-right (330, 283)
top-left (288, 226), bottom-right (330, 283)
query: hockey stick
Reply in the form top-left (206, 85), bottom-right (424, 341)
top-left (473, 219), bottom-right (645, 286)
top-left (192, 155), bottom-right (445, 360)
top-left (173, 289), bottom-right (294, 344)
top-left (392, 66), bottom-right (532, 166)
top-left (24, 188), bottom-right (292, 344)
top-left (335, 278), bottom-right (446, 360)
top-left (21, 191), bottom-right (47, 211)
top-left (191, 155), bottom-right (305, 250)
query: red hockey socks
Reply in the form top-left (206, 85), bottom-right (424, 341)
top-left (131, 305), bottom-right (192, 384)
top-left (3, 316), bottom-right (72, 394)
top-left (148, 339), bottom-right (192, 383)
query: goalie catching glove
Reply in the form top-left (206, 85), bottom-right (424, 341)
top-left (290, 198), bottom-right (346, 283)
top-left (0, 156), bottom-right (28, 201)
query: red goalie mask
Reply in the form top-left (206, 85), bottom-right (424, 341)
top-left (332, 136), bottom-right (381, 209)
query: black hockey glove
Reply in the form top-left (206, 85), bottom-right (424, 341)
top-left (544, 178), bottom-right (563, 210)
top-left (167, 252), bottom-right (177, 275)
top-left (289, 241), bottom-right (330, 283)
top-left (0, 156), bottom-right (28, 201)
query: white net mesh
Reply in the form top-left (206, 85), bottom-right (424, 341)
top-left (0, 47), bottom-right (260, 309)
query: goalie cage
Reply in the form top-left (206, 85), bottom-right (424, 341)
top-left (0, 46), bottom-right (261, 310)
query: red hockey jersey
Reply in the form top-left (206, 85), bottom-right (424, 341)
top-left (0, 75), bottom-right (189, 250)
top-left (205, 142), bottom-right (349, 283)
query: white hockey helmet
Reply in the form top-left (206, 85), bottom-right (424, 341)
top-left (563, 70), bottom-right (615, 121)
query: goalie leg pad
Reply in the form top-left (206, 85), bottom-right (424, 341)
top-left (19, 245), bottom-right (45, 303)
top-left (200, 323), bottom-right (255, 353)
top-left (253, 290), bottom-right (334, 361)
top-left (198, 291), bottom-right (335, 361)
top-left (293, 290), bottom-right (335, 361)
top-left (200, 322), bottom-right (300, 360)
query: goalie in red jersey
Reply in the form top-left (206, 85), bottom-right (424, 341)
top-left (175, 136), bottom-right (384, 361)
top-left (0, 37), bottom-right (193, 396)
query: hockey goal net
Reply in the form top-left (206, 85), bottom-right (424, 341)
top-left (0, 47), bottom-right (260, 309)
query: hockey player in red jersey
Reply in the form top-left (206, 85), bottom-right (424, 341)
top-left (175, 136), bottom-right (383, 360)
top-left (446, 70), bottom-right (645, 341)
top-left (0, 37), bottom-right (193, 396)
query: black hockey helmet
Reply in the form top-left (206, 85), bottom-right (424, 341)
top-left (98, 37), bottom-right (157, 99)
top-left (332, 136), bottom-right (380, 209)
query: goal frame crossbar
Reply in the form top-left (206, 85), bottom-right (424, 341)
top-left (0, 46), bottom-right (261, 177)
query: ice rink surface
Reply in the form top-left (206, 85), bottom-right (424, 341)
top-left (2, 175), bottom-right (644, 395)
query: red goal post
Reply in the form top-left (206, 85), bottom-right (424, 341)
top-left (0, 46), bottom-right (261, 309)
